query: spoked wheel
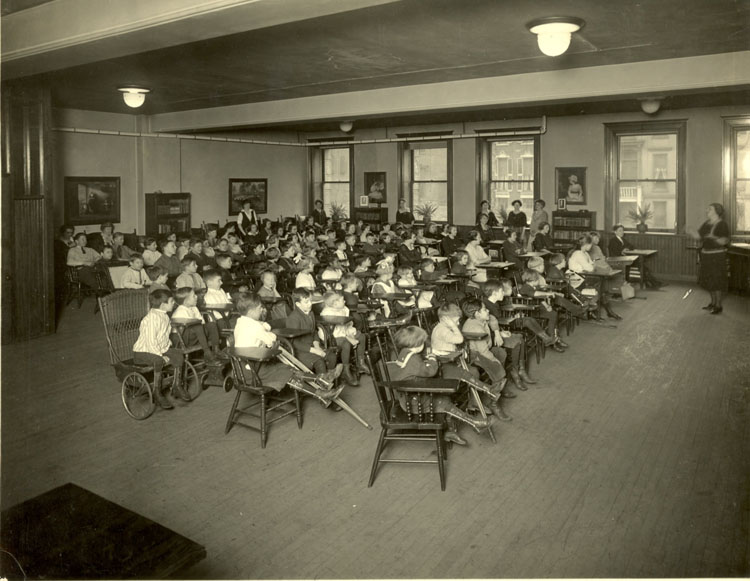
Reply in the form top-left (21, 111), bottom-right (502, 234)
top-left (121, 372), bottom-right (155, 420)
top-left (183, 361), bottom-right (204, 401)
top-left (223, 375), bottom-right (234, 393)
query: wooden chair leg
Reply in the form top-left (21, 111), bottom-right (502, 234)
top-left (225, 390), bottom-right (242, 434)
top-left (368, 429), bottom-right (387, 487)
top-left (435, 430), bottom-right (446, 491)
top-left (260, 393), bottom-right (267, 449)
top-left (294, 391), bottom-right (303, 429)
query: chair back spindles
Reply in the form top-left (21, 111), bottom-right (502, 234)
top-left (98, 290), bottom-right (149, 365)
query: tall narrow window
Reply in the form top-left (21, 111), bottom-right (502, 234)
top-left (724, 117), bottom-right (750, 234)
top-left (605, 121), bottom-right (686, 233)
top-left (409, 142), bottom-right (451, 222)
top-left (487, 138), bottom-right (539, 216)
top-left (322, 147), bottom-right (351, 218)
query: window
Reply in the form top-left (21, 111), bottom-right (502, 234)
top-left (605, 121), bottom-right (686, 233)
top-left (486, 138), bottom-right (539, 216)
top-left (724, 117), bottom-right (750, 234)
top-left (406, 142), bottom-right (451, 222)
top-left (322, 147), bottom-right (351, 218)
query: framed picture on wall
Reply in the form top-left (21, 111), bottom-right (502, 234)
top-left (364, 171), bottom-right (386, 204)
top-left (359, 195), bottom-right (369, 207)
top-left (228, 178), bottom-right (267, 215)
top-left (557, 198), bottom-right (567, 210)
top-left (64, 176), bottom-right (121, 225)
top-left (555, 167), bottom-right (587, 206)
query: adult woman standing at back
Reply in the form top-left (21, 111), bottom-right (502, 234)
top-left (237, 199), bottom-right (258, 240)
top-left (695, 203), bottom-right (730, 314)
top-left (476, 200), bottom-right (499, 227)
top-left (396, 198), bottom-right (415, 225)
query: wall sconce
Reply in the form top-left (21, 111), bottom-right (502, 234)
top-left (118, 87), bottom-right (151, 108)
top-left (527, 17), bottom-right (585, 57)
top-left (339, 120), bottom-right (354, 133)
top-left (639, 98), bottom-right (662, 115)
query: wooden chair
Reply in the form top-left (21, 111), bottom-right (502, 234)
top-left (65, 266), bottom-right (108, 313)
top-left (366, 352), bottom-right (459, 491)
top-left (225, 346), bottom-right (303, 448)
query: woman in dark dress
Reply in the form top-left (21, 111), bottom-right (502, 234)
top-left (396, 198), bottom-right (415, 225)
top-left (532, 222), bottom-right (554, 252)
top-left (237, 199), bottom-right (258, 240)
top-left (476, 200), bottom-right (499, 227)
top-left (506, 199), bottom-right (528, 230)
top-left (476, 213), bottom-right (495, 243)
top-left (696, 203), bottom-right (730, 314)
top-left (312, 199), bottom-right (327, 228)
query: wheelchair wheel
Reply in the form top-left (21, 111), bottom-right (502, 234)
top-left (223, 375), bottom-right (234, 393)
top-left (183, 361), bottom-right (204, 401)
top-left (121, 372), bottom-right (155, 420)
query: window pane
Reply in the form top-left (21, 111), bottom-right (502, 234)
top-left (736, 179), bottom-right (750, 232)
top-left (323, 148), bottom-right (350, 182)
top-left (618, 181), bottom-right (676, 230)
top-left (619, 134), bottom-right (677, 179)
top-left (737, 130), bottom-right (750, 180)
top-left (490, 140), bottom-right (534, 180)
top-left (490, 183), bottom-right (534, 216)
top-left (413, 148), bottom-right (447, 181)
top-left (323, 183), bottom-right (350, 218)
top-left (413, 182), bottom-right (447, 222)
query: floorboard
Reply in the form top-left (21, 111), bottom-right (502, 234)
top-left (1, 284), bottom-right (748, 578)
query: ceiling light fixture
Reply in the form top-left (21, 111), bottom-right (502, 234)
top-left (118, 87), bottom-right (151, 108)
top-left (639, 98), bottom-right (662, 115)
top-left (339, 120), bottom-right (353, 133)
top-left (527, 17), bottom-right (585, 57)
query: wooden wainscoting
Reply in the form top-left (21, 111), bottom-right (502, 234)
top-left (604, 233), bottom-right (699, 280)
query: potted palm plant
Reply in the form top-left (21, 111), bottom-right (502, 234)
top-left (628, 203), bottom-right (653, 233)
top-left (328, 201), bottom-right (348, 223)
top-left (414, 201), bottom-right (438, 225)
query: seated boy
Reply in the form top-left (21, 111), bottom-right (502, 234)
top-left (527, 257), bottom-right (588, 318)
top-left (175, 257), bottom-right (207, 290)
top-left (113, 232), bottom-right (135, 260)
top-left (132, 289), bottom-right (187, 409)
top-left (203, 269), bottom-right (234, 329)
top-left (285, 288), bottom-right (337, 373)
top-left (320, 290), bottom-right (368, 386)
top-left (216, 253), bottom-right (248, 293)
top-left (294, 257), bottom-right (317, 291)
top-left (430, 303), bottom-right (507, 419)
top-left (147, 265), bottom-right (170, 292)
top-left (517, 269), bottom-right (569, 352)
top-left (371, 263), bottom-right (414, 318)
top-left (142, 237), bottom-right (161, 266)
top-left (121, 254), bottom-right (150, 289)
top-left (233, 293), bottom-right (343, 406)
top-left (256, 270), bottom-right (289, 322)
top-left (360, 231), bottom-right (382, 257)
top-left (396, 265), bottom-right (437, 309)
top-left (185, 239), bottom-right (212, 272)
top-left (387, 326), bottom-right (492, 446)
top-left (171, 287), bottom-right (221, 361)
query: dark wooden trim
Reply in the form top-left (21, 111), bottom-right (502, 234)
top-left (446, 139), bottom-right (453, 224)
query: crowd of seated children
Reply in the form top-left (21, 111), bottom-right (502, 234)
top-left (121, 254), bottom-right (151, 289)
top-left (371, 263), bottom-right (414, 317)
top-left (320, 291), bottom-right (368, 386)
top-left (568, 235), bottom-right (622, 320)
top-left (429, 304), bottom-right (509, 421)
top-left (285, 288), bottom-right (338, 374)
top-left (172, 287), bottom-right (221, 362)
top-left (361, 231), bottom-right (382, 257)
top-left (175, 257), bottom-right (207, 290)
top-left (132, 289), bottom-right (186, 410)
top-left (256, 270), bottom-right (289, 322)
top-left (185, 239), bottom-right (212, 272)
top-left (387, 326), bottom-right (492, 446)
top-left (526, 257), bottom-right (589, 318)
top-left (154, 240), bottom-right (181, 278)
top-left (232, 292), bottom-right (343, 406)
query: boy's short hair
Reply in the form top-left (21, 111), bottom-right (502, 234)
top-left (365, 231), bottom-right (375, 239)
top-left (100, 222), bottom-right (113, 231)
top-left (177, 234), bottom-right (190, 243)
top-left (203, 269), bottom-right (222, 283)
top-left (437, 303), bottom-right (461, 319)
top-left (160, 239), bottom-right (173, 251)
top-left (354, 256), bottom-right (370, 269)
top-left (327, 257), bottom-right (341, 268)
top-left (461, 297), bottom-right (484, 319)
top-left (113, 231), bottom-right (125, 240)
top-left (498, 277), bottom-right (513, 289)
top-left (393, 325), bottom-right (428, 350)
top-left (145, 237), bottom-right (157, 247)
top-left (280, 241), bottom-right (294, 253)
top-left (420, 258), bottom-right (435, 270)
top-left (59, 224), bottom-right (73, 236)
top-left (292, 287), bottom-right (312, 303)
top-left (260, 269), bottom-right (276, 283)
top-left (482, 280), bottom-right (502, 297)
top-left (74, 232), bottom-right (87, 242)
top-left (101, 244), bottom-right (114, 253)
top-left (181, 257), bottom-right (197, 268)
top-left (322, 291), bottom-right (342, 308)
top-left (336, 239), bottom-right (347, 247)
top-left (528, 256), bottom-right (544, 270)
top-left (549, 253), bottom-right (566, 266)
top-left (340, 273), bottom-right (359, 290)
top-left (215, 253), bottom-right (232, 265)
top-left (190, 238), bottom-right (202, 247)
top-left (128, 253), bottom-right (144, 264)
top-left (297, 257), bottom-right (312, 271)
top-left (521, 268), bottom-right (540, 283)
top-left (397, 266), bottom-right (413, 278)
top-left (265, 247), bottom-right (280, 260)
top-left (149, 289), bottom-right (172, 308)
top-left (236, 292), bottom-right (262, 316)
top-left (537, 221), bottom-right (550, 232)
top-left (174, 286), bottom-right (195, 305)
top-left (452, 250), bottom-right (469, 265)
top-left (146, 265), bottom-right (166, 280)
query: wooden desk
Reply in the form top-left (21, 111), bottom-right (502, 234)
top-left (728, 242), bottom-right (750, 294)
top-left (624, 249), bottom-right (658, 290)
top-left (0, 483), bottom-right (206, 579)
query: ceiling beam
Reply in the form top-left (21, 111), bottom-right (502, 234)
top-left (149, 51), bottom-right (750, 133)
top-left (1, 0), bottom-right (400, 79)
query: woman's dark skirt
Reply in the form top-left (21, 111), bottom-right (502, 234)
top-left (699, 251), bottom-right (728, 292)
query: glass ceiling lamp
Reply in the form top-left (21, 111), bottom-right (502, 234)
top-left (527, 17), bottom-right (585, 57)
top-left (117, 87), bottom-right (151, 108)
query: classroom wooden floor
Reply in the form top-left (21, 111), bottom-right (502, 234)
top-left (2, 283), bottom-right (749, 579)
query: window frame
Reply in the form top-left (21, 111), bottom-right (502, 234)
top-left (320, 145), bottom-right (353, 219)
top-left (400, 140), bottom-right (453, 224)
top-left (722, 116), bottom-right (750, 236)
top-left (480, 136), bottom-right (540, 217)
top-left (604, 120), bottom-right (687, 234)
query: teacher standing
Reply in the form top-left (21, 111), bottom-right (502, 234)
top-left (237, 199), bottom-right (258, 240)
top-left (697, 203), bottom-right (730, 314)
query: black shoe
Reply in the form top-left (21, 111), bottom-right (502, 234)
top-left (709, 306), bottom-right (723, 315)
top-left (702, 304), bottom-right (715, 310)
top-left (556, 338), bottom-right (569, 348)
top-left (501, 389), bottom-right (517, 399)
top-left (607, 311), bottom-right (623, 320)
top-left (552, 343), bottom-right (566, 353)
top-left (444, 431), bottom-right (467, 446)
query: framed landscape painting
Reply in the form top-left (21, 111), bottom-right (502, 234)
top-left (64, 176), bottom-right (120, 225)
top-left (228, 178), bottom-right (267, 215)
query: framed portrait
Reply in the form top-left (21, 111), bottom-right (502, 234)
top-left (364, 171), bottom-right (386, 204)
top-left (557, 198), bottom-right (567, 210)
top-left (228, 178), bottom-right (267, 215)
top-left (64, 176), bottom-right (120, 225)
top-left (555, 167), bottom-right (587, 206)
top-left (359, 195), bottom-right (370, 207)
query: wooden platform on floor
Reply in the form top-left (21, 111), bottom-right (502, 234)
top-left (2, 284), bottom-right (748, 578)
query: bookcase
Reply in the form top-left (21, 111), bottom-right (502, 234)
top-left (145, 193), bottom-right (191, 236)
top-left (551, 210), bottom-right (596, 248)
top-left (351, 207), bottom-right (388, 231)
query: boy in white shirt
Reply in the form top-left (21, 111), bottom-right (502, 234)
top-left (175, 258), bottom-right (207, 290)
top-left (319, 291), bottom-right (368, 386)
top-left (120, 254), bottom-right (150, 289)
top-left (233, 293), bottom-right (342, 405)
top-left (294, 258), bottom-right (316, 291)
top-left (172, 287), bottom-right (220, 361)
top-left (142, 238), bottom-right (161, 266)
